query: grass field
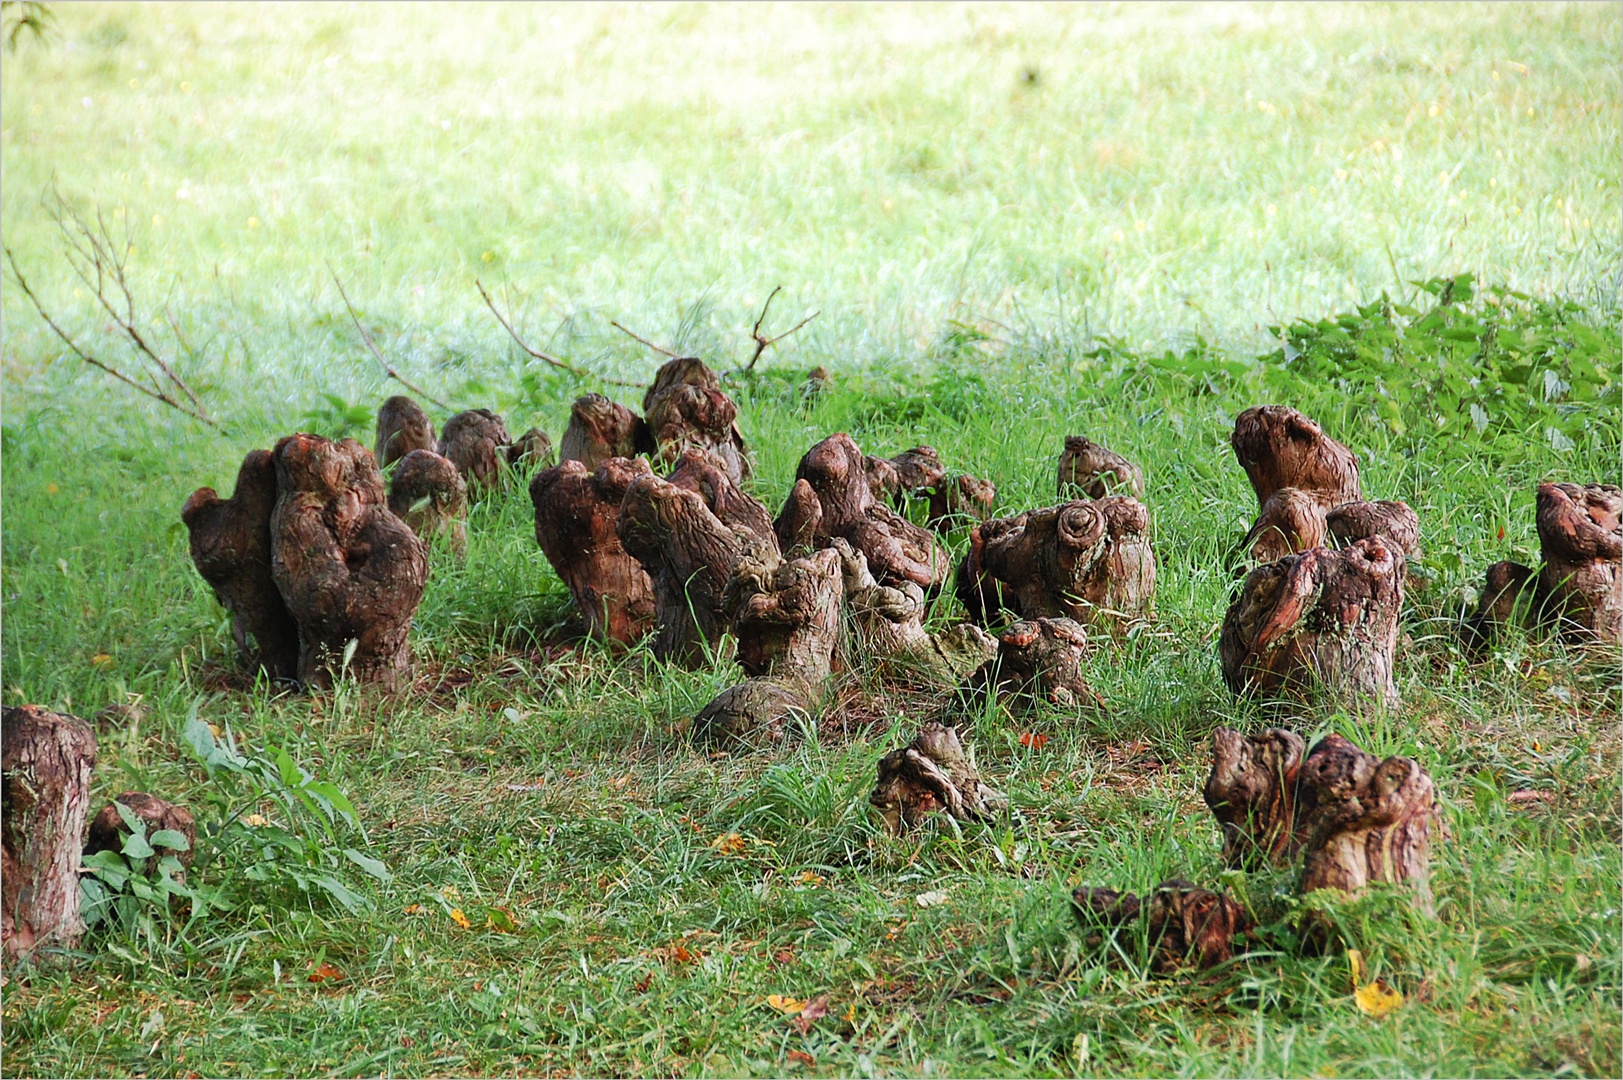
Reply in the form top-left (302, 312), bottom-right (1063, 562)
top-left (2, 3), bottom-right (1620, 1077)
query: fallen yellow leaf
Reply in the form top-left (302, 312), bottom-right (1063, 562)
top-left (1348, 949), bottom-right (1404, 1017)
top-left (710, 832), bottom-right (746, 855)
top-left (243, 813), bottom-right (269, 827)
top-left (767, 993), bottom-right (806, 1014)
top-left (90, 653), bottom-right (113, 667)
top-left (796, 871), bottom-right (825, 887)
top-left (449, 907), bottom-right (472, 929)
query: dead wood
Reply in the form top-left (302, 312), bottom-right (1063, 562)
top-left (529, 456), bottom-right (657, 646)
top-left (926, 474), bottom-right (997, 534)
top-left (182, 449), bottom-right (301, 680)
top-left (2, 705), bottom-right (96, 961)
top-left (867, 446), bottom-right (947, 503)
top-left (727, 545), bottom-right (845, 684)
top-left (735, 285), bottom-right (819, 375)
top-left (331, 270), bottom-right (448, 410)
top-left (508, 426), bottom-right (554, 470)
top-left (1219, 537), bottom-right (1403, 709)
top-left (1536, 482), bottom-right (1622, 643)
top-left (776, 434), bottom-right (948, 592)
top-left (374, 395), bottom-right (436, 471)
top-left (971, 617), bottom-right (1099, 708)
top-left (437, 408), bottom-right (511, 493)
top-left (836, 540), bottom-right (998, 682)
top-left (869, 721), bottom-right (1007, 836)
top-left (558, 392), bottom-right (652, 472)
top-left (85, 792), bottom-right (196, 871)
top-left (1203, 726), bottom-right (1308, 869)
top-left (1460, 560), bottom-right (1540, 652)
top-left (269, 434), bottom-right (428, 690)
top-left (1071, 880), bottom-right (1250, 972)
top-left (1241, 488), bottom-right (1327, 565)
top-left (1326, 499), bottom-right (1421, 557)
top-left (388, 449), bottom-right (468, 557)
top-left (1057, 437), bottom-right (1145, 500)
top-left (692, 678), bottom-right (815, 749)
top-left (641, 357), bottom-right (751, 484)
top-left (1231, 405), bottom-right (1361, 509)
top-left (475, 278), bottom-right (642, 388)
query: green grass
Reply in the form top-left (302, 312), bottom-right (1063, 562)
top-left (2, 3), bottom-right (1620, 1077)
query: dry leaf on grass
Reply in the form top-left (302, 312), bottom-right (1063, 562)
top-left (787, 1049), bottom-right (816, 1067)
top-left (1348, 949), bottom-right (1404, 1018)
top-left (767, 993), bottom-right (807, 1014)
top-left (793, 994), bottom-right (830, 1035)
top-left (307, 962), bottom-right (343, 983)
top-left (711, 832), bottom-right (747, 855)
top-left (449, 907), bottom-right (472, 929)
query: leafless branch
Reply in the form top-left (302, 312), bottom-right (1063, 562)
top-left (735, 286), bottom-right (819, 375)
top-left (328, 268), bottom-right (451, 411)
top-left (609, 319), bottom-right (684, 359)
top-left (476, 279), bottom-right (641, 389)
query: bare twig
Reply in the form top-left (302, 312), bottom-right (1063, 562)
top-left (476, 279), bottom-right (641, 389)
top-left (4, 246), bottom-right (220, 428)
top-left (609, 320), bottom-right (684, 359)
top-left (329, 268), bottom-right (451, 411)
top-left (736, 286), bottom-right (819, 375)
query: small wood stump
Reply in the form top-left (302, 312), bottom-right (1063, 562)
top-left (2, 705), bottom-right (96, 962)
top-left (374, 395), bottom-right (436, 471)
top-left (955, 497), bottom-right (1155, 630)
top-left (1231, 405), bottom-right (1361, 509)
top-left (1203, 726), bottom-right (1308, 869)
top-left (867, 446), bottom-right (947, 504)
top-left (1241, 488), bottom-right (1327, 565)
top-left (558, 393), bottom-right (652, 472)
top-left (181, 449), bottom-right (301, 681)
top-left (869, 721), bottom-right (1006, 836)
top-left (837, 541), bottom-right (998, 682)
top-left (1536, 482), bottom-right (1622, 643)
top-left (438, 409), bottom-right (511, 493)
top-left (728, 545), bottom-right (845, 683)
top-left (388, 449), bottom-right (468, 557)
top-left (507, 426), bottom-right (555, 470)
top-left (270, 434), bottom-right (428, 690)
top-left (692, 679), bottom-right (814, 749)
top-left (1057, 436), bottom-right (1145, 500)
top-left (1327, 499), bottom-right (1420, 557)
top-left (642, 357), bottom-right (751, 484)
top-left (972, 617), bottom-right (1098, 708)
top-left (1460, 559), bottom-right (1539, 652)
top-left (1071, 880), bottom-right (1250, 972)
top-left (926, 473), bottom-right (997, 534)
top-left (530, 456), bottom-right (657, 646)
top-left (776, 434), bottom-right (948, 592)
top-left (85, 792), bottom-right (196, 873)
top-left (1219, 537), bottom-right (1403, 709)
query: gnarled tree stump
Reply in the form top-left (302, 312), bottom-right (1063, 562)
top-left (1460, 559), bottom-right (1539, 652)
top-left (1219, 538), bottom-right (1403, 708)
top-left (867, 446), bottom-right (946, 505)
top-left (926, 474), bottom-right (997, 534)
top-left (182, 449), bottom-right (301, 680)
top-left (1203, 726), bottom-right (1308, 870)
top-left (270, 434), bottom-right (428, 690)
top-left (1072, 880), bottom-right (1250, 972)
top-left (530, 456), bottom-right (656, 646)
top-left (86, 792), bottom-right (196, 872)
top-left (1537, 482), bottom-right (1622, 643)
top-left (1327, 499), bottom-right (1420, 557)
top-left (2, 705), bottom-right (96, 962)
top-left (972, 617), bottom-right (1098, 708)
top-left (642, 357), bottom-right (751, 484)
top-left (1241, 488), bottom-right (1327, 565)
top-left (388, 449), bottom-right (468, 557)
top-left (836, 541), bottom-right (997, 682)
top-left (692, 679), bottom-right (814, 749)
top-left (558, 393), bottom-right (651, 472)
top-left (869, 721), bottom-right (1006, 836)
top-left (1058, 437), bottom-right (1145, 500)
top-left (1231, 405), bottom-right (1361, 509)
top-left (955, 497), bottom-right (1155, 630)
top-left (438, 409), bottom-right (511, 492)
top-left (374, 395), bottom-right (436, 471)
top-left (776, 434), bottom-right (947, 592)
top-left (507, 426), bottom-right (554, 470)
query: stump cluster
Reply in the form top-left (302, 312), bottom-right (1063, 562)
top-left (868, 721), bottom-right (1006, 836)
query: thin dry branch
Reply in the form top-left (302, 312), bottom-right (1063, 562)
top-left (328, 269), bottom-right (451, 411)
top-left (610, 319), bottom-right (685, 359)
top-left (476, 279), bottom-right (641, 389)
top-left (737, 286), bottom-right (818, 375)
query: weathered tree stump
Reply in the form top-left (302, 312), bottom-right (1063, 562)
top-left (727, 546), bottom-right (845, 683)
top-left (374, 395), bottom-right (436, 471)
top-left (270, 434), bottom-right (428, 690)
top-left (388, 449), bottom-right (468, 557)
top-left (1231, 405), bottom-right (1361, 509)
top-left (1241, 488), bottom-right (1327, 565)
top-left (835, 540), bottom-right (997, 682)
top-left (1460, 559), bottom-right (1539, 652)
top-left (1057, 437), bottom-right (1145, 500)
top-left (1071, 880), bottom-right (1250, 973)
top-left (955, 497), bottom-right (1155, 630)
top-left (1536, 482), bottom-right (1622, 643)
top-left (925, 473), bottom-right (997, 534)
top-left (507, 426), bottom-right (555, 470)
top-left (530, 456), bottom-right (657, 646)
top-left (558, 393), bottom-right (651, 472)
top-left (1219, 537), bottom-right (1403, 708)
top-left (1203, 726), bottom-right (1308, 870)
top-left (776, 434), bottom-right (948, 592)
top-left (182, 449), bottom-right (301, 680)
top-left (1296, 734), bottom-right (1437, 914)
top-left (1326, 499), bottom-right (1420, 557)
top-left (85, 792), bottom-right (196, 871)
top-left (867, 446), bottom-right (946, 505)
top-left (971, 617), bottom-right (1098, 707)
top-left (438, 409), bottom-right (511, 492)
top-left (692, 679), bottom-right (815, 749)
top-left (869, 721), bottom-right (1007, 836)
top-left (2, 705), bottom-right (96, 962)
top-left (642, 357), bottom-right (751, 484)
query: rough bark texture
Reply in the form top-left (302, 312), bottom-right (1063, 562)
top-left (665, 449), bottom-right (777, 550)
top-left (955, 497), bottom-right (1155, 630)
top-left (776, 434), bottom-right (948, 592)
top-left (868, 721), bottom-right (1007, 836)
top-left (558, 393), bottom-right (651, 472)
top-left (1536, 482), bottom-right (1622, 643)
top-left (388, 449), bottom-right (468, 557)
top-left (1460, 560), bottom-right (1539, 652)
top-left (1203, 726), bottom-right (1308, 870)
top-left (972, 617), bottom-right (1098, 707)
top-left (836, 541), bottom-right (998, 682)
top-left (2, 705), bottom-right (96, 962)
top-left (1241, 488), bottom-right (1327, 565)
top-left (270, 434), bottom-right (428, 690)
top-left (1057, 437), bottom-right (1145, 500)
top-left (437, 409), bottom-right (511, 493)
top-left (1219, 537), bottom-right (1403, 709)
top-left (1231, 405), bottom-right (1361, 509)
top-left (507, 426), bottom-right (554, 470)
top-left (529, 457), bottom-right (657, 646)
top-left (925, 474), bottom-right (997, 534)
top-left (727, 546), bottom-right (845, 683)
top-left (1071, 880), bottom-right (1250, 973)
top-left (85, 792), bottom-right (197, 870)
top-left (1326, 499), bottom-right (1421, 557)
top-left (181, 449), bottom-right (301, 680)
top-left (374, 395), bottom-right (436, 471)
top-left (642, 357), bottom-right (751, 484)
top-left (691, 679), bottom-right (814, 749)
top-left (1296, 734), bottom-right (1437, 914)
top-left (867, 446), bottom-right (947, 504)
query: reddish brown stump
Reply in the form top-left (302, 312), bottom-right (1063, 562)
top-left (1071, 881), bottom-right (1250, 972)
top-left (1231, 405), bottom-right (1361, 509)
top-left (1203, 726), bottom-right (1308, 870)
top-left (971, 617), bottom-right (1099, 708)
top-left (2, 705), bottom-right (96, 962)
top-left (837, 541), bottom-right (997, 683)
top-left (438, 409), bottom-right (511, 493)
top-left (558, 393), bottom-right (653, 472)
top-left (869, 721), bottom-right (1007, 836)
top-left (85, 792), bottom-right (196, 873)
top-left (1536, 482), bottom-right (1622, 643)
top-left (529, 456), bottom-right (657, 646)
top-left (507, 426), bottom-right (555, 470)
top-left (388, 449), bottom-right (468, 557)
top-left (1241, 488), bottom-right (1327, 565)
top-left (926, 474), bottom-right (997, 534)
top-left (374, 395), bottom-right (436, 471)
top-left (642, 357), bottom-right (751, 485)
top-left (1327, 499), bottom-right (1421, 557)
top-left (1057, 437), bottom-right (1145, 500)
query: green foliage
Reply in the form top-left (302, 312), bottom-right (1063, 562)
top-left (79, 801), bottom-right (192, 942)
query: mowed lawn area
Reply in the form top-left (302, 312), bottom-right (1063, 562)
top-left (1, 3), bottom-right (1619, 1077)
